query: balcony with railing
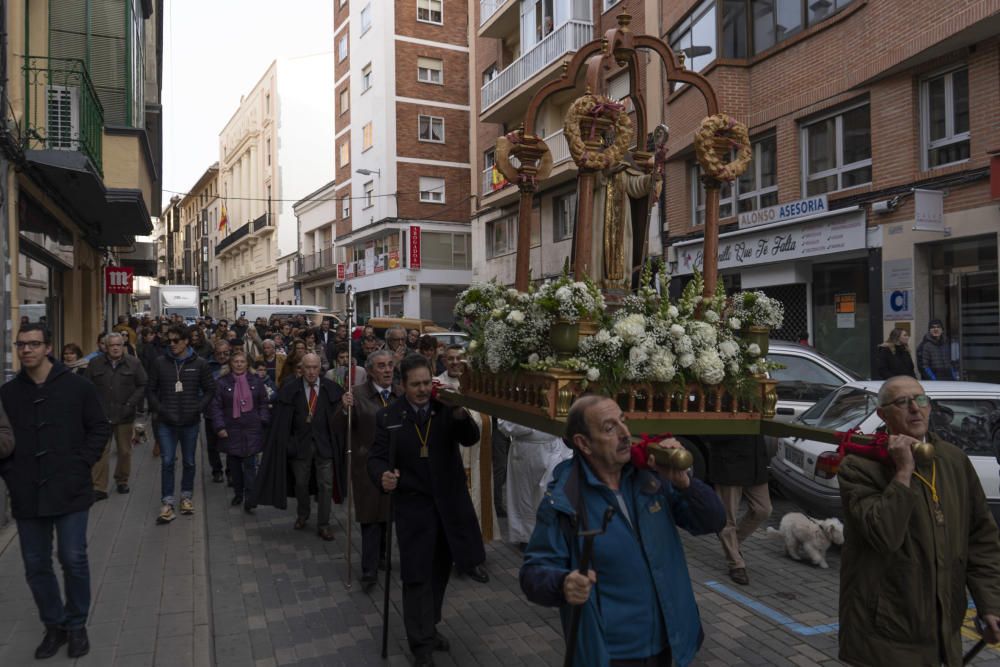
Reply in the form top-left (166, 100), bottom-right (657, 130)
top-left (252, 212), bottom-right (274, 236)
top-left (23, 56), bottom-right (105, 176)
top-left (479, 0), bottom-right (518, 38)
top-left (296, 247), bottom-right (337, 278)
top-left (481, 20), bottom-right (593, 121)
top-left (215, 221), bottom-right (251, 256)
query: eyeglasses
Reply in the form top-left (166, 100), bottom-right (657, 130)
top-left (15, 340), bottom-right (45, 349)
top-left (882, 394), bottom-right (931, 409)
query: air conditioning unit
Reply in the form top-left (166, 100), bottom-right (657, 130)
top-left (47, 85), bottom-right (79, 149)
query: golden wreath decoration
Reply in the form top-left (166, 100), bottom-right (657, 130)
top-left (564, 94), bottom-right (634, 171)
top-left (495, 132), bottom-right (553, 185)
top-left (694, 114), bottom-right (751, 182)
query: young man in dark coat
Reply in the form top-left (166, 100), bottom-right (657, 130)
top-left (369, 354), bottom-right (484, 667)
top-left (707, 435), bottom-right (772, 586)
top-left (916, 318), bottom-right (959, 380)
top-left (0, 324), bottom-right (111, 659)
top-left (147, 324), bottom-right (216, 524)
top-left (335, 349), bottom-right (397, 591)
top-left (255, 352), bottom-right (346, 540)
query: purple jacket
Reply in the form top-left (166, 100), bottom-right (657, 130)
top-left (207, 372), bottom-right (270, 457)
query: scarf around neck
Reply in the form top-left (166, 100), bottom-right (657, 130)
top-left (232, 372), bottom-right (254, 419)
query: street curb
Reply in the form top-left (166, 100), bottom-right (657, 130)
top-left (193, 426), bottom-right (215, 667)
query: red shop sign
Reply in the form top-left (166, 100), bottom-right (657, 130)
top-left (105, 266), bottom-right (134, 294)
top-left (409, 225), bottom-right (421, 270)
top-left (336, 263), bottom-right (346, 280)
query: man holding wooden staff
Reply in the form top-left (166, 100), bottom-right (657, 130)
top-left (838, 375), bottom-right (1000, 666)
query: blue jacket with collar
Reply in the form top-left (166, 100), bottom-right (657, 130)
top-left (519, 455), bottom-right (725, 666)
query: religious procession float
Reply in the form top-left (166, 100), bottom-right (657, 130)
top-left (440, 13), bottom-right (893, 478)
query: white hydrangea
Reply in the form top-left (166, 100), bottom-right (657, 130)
top-left (667, 306), bottom-right (679, 319)
top-left (527, 352), bottom-right (540, 365)
top-left (679, 352), bottom-right (695, 368)
top-left (703, 310), bottom-right (720, 324)
top-left (592, 329), bottom-right (612, 344)
top-left (490, 309), bottom-right (503, 319)
top-left (614, 314), bottom-right (647, 345)
top-left (507, 288), bottom-right (520, 299)
top-left (507, 310), bottom-right (525, 324)
top-left (718, 339), bottom-right (739, 359)
top-left (675, 335), bottom-right (694, 355)
top-left (689, 321), bottom-right (717, 348)
top-left (629, 344), bottom-right (649, 367)
top-left (464, 303), bottom-right (477, 314)
top-left (648, 348), bottom-right (676, 382)
top-left (693, 349), bottom-right (725, 385)
top-left (747, 343), bottom-right (761, 357)
top-left (728, 317), bottom-right (742, 330)
top-left (727, 360), bottom-right (740, 374)
top-left (586, 367), bottom-right (600, 382)
top-left (669, 324), bottom-right (685, 339)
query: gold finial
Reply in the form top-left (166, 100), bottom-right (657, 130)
top-left (562, 60), bottom-right (570, 75)
top-left (617, 12), bottom-right (632, 28)
top-left (601, 37), bottom-right (608, 55)
top-left (677, 51), bottom-right (686, 68)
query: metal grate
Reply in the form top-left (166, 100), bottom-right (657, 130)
top-left (760, 283), bottom-right (808, 342)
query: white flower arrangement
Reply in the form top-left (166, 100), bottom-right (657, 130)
top-left (728, 290), bottom-right (784, 329)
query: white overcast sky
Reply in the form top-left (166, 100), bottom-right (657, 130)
top-left (162, 0), bottom-right (333, 199)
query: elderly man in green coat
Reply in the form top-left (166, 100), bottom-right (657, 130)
top-left (838, 375), bottom-right (1000, 666)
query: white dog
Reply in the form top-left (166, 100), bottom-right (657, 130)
top-left (767, 513), bottom-right (844, 569)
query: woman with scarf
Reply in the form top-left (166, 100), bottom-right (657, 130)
top-left (208, 351), bottom-right (270, 512)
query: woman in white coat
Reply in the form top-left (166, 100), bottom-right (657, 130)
top-left (498, 420), bottom-right (572, 545)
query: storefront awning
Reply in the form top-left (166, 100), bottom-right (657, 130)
top-left (671, 206), bottom-right (866, 276)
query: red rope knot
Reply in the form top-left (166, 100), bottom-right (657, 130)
top-left (833, 427), bottom-right (890, 465)
top-left (630, 432), bottom-right (673, 470)
top-left (586, 100), bottom-right (626, 141)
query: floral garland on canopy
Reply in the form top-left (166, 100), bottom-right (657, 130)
top-left (454, 264), bottom-right (785, 402)
top-left (694, 114), bottom-right (752, 182)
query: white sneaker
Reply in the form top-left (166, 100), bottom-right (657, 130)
top-left (179, 498), bottom-right (194, 515)
top-left (156, 504), bottom-right (175, 524)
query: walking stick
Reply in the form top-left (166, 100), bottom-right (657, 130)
top-left (964, 616), bottom-right (990, 665)
top-left (344, 286), bottom-right (356, 589)
top-left (381, 421), bottom-right (402, 659)
top-left (564, 506), bottom-right (615, 667)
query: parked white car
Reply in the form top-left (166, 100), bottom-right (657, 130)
top-left (770, 380), bottom-right (1000, 522)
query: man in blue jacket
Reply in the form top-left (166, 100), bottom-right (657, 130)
top-left (520, 395), bottom-right (725, 667)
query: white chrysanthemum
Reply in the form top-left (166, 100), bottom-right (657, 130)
top-left (718, 339), bottom-right (739, 359)
top-left (675, 335), bottom-right (694, 355)
top-left (593, 329), bottom-right (611, 343)
top-left (728, 317), bottom-right (742, 330)
top-left (614, 314), bottom-right (647, 345)
top-left (507, 310), bottom-right (525, 324)
top-left (748, 343), bottom-right (761, 357)
top-left (669, 324), bottom-right (685, 339)
top-left (703, 310), bottom-right (720, 324)
top-left (667, 306), bottom-right (679, 318)
top-left (586, 367), bottom-right (600, 382)
top-left (693, 349), bottom-right (725, 385)
top-left (648, 348), bottom-right (676, 382)
top-left (527, 352), bottom-right (540, 365)
top-left (689, 321), bottom-right (717, 348)
top-left (679, 352), bottom-right (695, 368)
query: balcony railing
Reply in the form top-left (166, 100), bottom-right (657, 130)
top-left (480, 0), bottom-right (507, 25)
top-left (482, 20), bottom-right (593, 111)
top-left (480, 130), bottom-right (571, 196)
top-left (215, 222), bottom-right (251, 256)
top-left (252, 212), bottom-right (272, 233)
top-left (23, 56), bottom-right (105, 175)
top-left (297, 247), bottom-right (336, 275)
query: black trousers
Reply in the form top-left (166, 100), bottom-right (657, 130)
top-left (609, 646), bottom-right (672, 667)
top-left (229, 454), bottom-right (258, 501)
top-left (402, 515), bottom-right (451, 658)
top-left (360, 522), bottom-right (386, 578)
top-left (203, 418), bottom-right (225, 475)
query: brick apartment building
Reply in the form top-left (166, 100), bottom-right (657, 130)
top-left (330, 0), bottom-right (473, 323)
top-left (661, 0), bottom-right (1000, 380)
top-left (471, 0), bottom-right (666, 286)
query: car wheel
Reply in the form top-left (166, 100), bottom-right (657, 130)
top-left (676, 436), bottom-right (708, 480)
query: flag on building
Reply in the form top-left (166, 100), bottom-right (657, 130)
top-left (219, 204), bottom-right (228, 231)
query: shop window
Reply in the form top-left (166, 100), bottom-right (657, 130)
top-left (419, 177), bottom-right (445, 203)
top-left (417, 0), bottom-right (443, 24)
top-left (737, 132), bottom-right (779, 212)
top-left (487, 215), bottom-right (517, 258)
top-left (801, 102), bottom-right (871, 196)
top-left (420, 232), bottom-right (470, 269)
top-left (553, 192), bottom-right (575, 241)
top-left (922, 67), bottom-right (970, 169)
top-left (417, 57), bottom-right (443, 84)
top-left (418, 115), bottom-right (445, 143)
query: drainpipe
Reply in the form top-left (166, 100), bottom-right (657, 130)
top-left (0, 0), bottom-right (12, 381)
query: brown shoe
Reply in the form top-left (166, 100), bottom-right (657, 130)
top-left (294, 517), bottom-right (308, 530)
top-left (317, 526), bottom-right (335, 541)
top-left (729, 567), bottom-right (749, 585)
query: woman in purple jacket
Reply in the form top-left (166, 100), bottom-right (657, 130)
top-left (208, 351), bottom-right (270, 512)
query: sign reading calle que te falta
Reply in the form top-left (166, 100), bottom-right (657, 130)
top-left (676, 211), bottom-right (866, 275)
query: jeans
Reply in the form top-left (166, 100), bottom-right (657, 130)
top-left (157, 422), bottom-right (200, 505)
top-left (17, 510), bottom-right (91, 630)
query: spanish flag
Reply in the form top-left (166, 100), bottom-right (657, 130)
top-left (218, 204), bottom-right (228, 232)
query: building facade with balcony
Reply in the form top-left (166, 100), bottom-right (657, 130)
top-left (211, 48), bottom-right (334, 320)
top-left (4, 0), bottom-right (162, 357)
top-left (661, 0), bottom-right (1000, 381)
top-left (293, 180), bottom-right (344, 313)
top-left (179, 163), bottom-right (219, 315)
top-left (470, 0), bottom-right (665, 286)
top-left (333, 0), bottom-right (473, 323)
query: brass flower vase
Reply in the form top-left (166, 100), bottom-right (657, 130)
top-left (550, 319), bottom-right (580, 359)
top-left (741, 325), bottom-right (771, 356)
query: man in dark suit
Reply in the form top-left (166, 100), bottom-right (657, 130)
top-left (335, 349), bottom-right (397, 591)
top-left (281, 352), bottom-right (345, 540)
top-left (369, 354), bottom-right (484, 667)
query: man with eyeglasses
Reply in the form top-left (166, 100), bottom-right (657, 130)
top-left (838, 375), bottom-right (1000, 666)
top-left (84, 332), bottom-right (147, 498)
top-left (147, 325), bottom-right (216, 524)
top-left (0, 324), bottom-right (111, 659)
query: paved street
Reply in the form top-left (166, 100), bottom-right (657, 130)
top-left (2, 426), bottom-right (1000, 666)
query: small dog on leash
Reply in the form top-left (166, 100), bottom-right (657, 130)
top-left (767, 513), bottom-right (844, 569)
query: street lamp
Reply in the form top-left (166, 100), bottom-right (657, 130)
top-left (355, 168), bottom-right (381, 176)
top-left (682, 45), bottom-right (713, 60)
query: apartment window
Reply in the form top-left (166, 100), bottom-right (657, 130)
top-left (360, 4), bottom-right (372, 33)
top-left (486, 216), bottom-right (517, 258)
top-left (607, 72), bottom-right (630, 101)
top-left (364, 181), bottom-right (374, 208)
top-left (266, 138), bottom-right (271, 166)
top-left (691, 163), bottom-right (736, 226)
top-left (922, 67), bottom-right (970, 169)
top-left (553, 192), bottom-right (576, 241)
top-left (669, 0), bottom-right (717, 75)
top-left (801, 102), bottom-right (872, 196)
top-left (603, 0), bottom-right (621, 11)
top-left (338, 34), bottom-right (349, 62)
top-left (418, 115), bottom-right (445, 143)
top-left (342, 196), bottom-right (351, 219)
top-left (339, 88), bottom-right (350, 115)
top-left (736, 132), bottom-right (778, 212)
top-left (416, 0), bottom-right (443, 24)
top-left (338, 141), bottom-right (350, 167)
top-left (483, 64), bottom-right (499, 85)
top-left (417, 57), bottom-right (443, 84)
top-left (362, 122), bottom-right (373, 151)
top-left (719, 0), bottom-right (855, 58)
top-left (419, 177), bottom-right (445, 203)
top-left (361, 64), bottom-right (372, 92)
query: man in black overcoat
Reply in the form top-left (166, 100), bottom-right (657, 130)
top-left (368, 354), bottom-right (484, 667)
top-left (254, 352), bottom-right (345, 540)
